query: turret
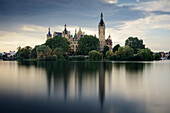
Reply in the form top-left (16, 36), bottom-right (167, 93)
top-left (47, 28), bottom-right (52, 40)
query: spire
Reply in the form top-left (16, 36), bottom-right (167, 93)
top-left (63, 24), bottom-right (68, 34)
top-left (99, 12), bottom-right (105, 26)
top-left (108, 34), bottom-right (111, 39)
top-left (48, 27), bottom-right (51, 34)
top-left (101, 12), bottom-right (103, 19)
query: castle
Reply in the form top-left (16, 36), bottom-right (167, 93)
top-left (47, 13), bottom-right (112, 52)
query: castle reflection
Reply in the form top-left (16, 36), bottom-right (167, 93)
top-left (18, 61), bottom-right (148, 109)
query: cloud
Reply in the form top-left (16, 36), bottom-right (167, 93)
top-left (105, 0), bottom-right (118, 4)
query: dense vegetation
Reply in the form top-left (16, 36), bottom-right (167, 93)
top-left (125, 37), bottom-right (145, 54)
top-left (16, 35), bottom-right (161, 61)
top-left (77, 35), bottom-right (99, 55)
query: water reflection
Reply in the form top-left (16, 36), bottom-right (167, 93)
top-left (18, 61), bottom-right (148, 110)
top-left (1, 61), bottom-right (169, 113)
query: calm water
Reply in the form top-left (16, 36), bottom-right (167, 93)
top-left (0, 60), bottom-right (170, 113)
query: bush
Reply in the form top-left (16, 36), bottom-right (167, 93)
top-left (36, 45), bottom-right (52, 60)
top-left (76, 55), bottom-right (85, 61)
top-left (109, 54), bottom-right (117, 60)
top-left (137, 48), bottom-right (154, 61)
top-left (115, 46), bottom-right (134, 60)
top-left (106, 51), bottom-right (114, 59)
top-left (88, 50), bottom-right (103, 61)
top-left (68, 55), bottom-right (85, 61)
top-left (68, 56), bottom-right (77, 61)
top-left (45, 55), bottom-right (58, 61)
top-left (52, 48), bottom-right (64, 59)
top-left (154, 53), bottom-right (161, 60)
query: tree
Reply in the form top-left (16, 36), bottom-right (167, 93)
top-left (103, 45), bottom-right (109, 57)
top-left (106, 51), bottom-right (114, 59)
top-left (31, 45), bottom-right (40, 59)
top-left (18, 46), bottom-right (32, 59)
top-left (88, 50), bottom-right (103, 61)
top-left (78, 35), bottom-right (99, 55)
top-left (137, 48), bottom-right (154, 61)
top-left (45, 36), bottom-right (70, 52)
top-left (154, 53), bottom-right (161, 60)
top-left (52, 48), bottom-right (64, 59)
top-left (112, 44), bottom-right (120, 53)
top-left (125, 37), bottom-right (145, 54)
top-left (115, 46), bottom-right (134, 60)
top-left (36, 45), bottom-right (52, 60)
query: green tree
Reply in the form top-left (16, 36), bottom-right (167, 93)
top-left (52, 48), bottom-right (64, 59)
top-left (106, 51), bottom-right (114, 59)
top-left (112, 44), bottom-right (120, 53)
top-left (125, 37), bottom-right (145, 54)
top-left (154, 53), bottom-right (161, 60)
top-left (18, 46), bottom-right (32, 59)
top-left (36, 45), bottom-right (52, 60)
top-left (88, 50), bottom-right (103, 61)
top-left (115, 46), bottom-right (134, 60)
top-left (137, 48), bottom-right (154, 61)
top-left (31, 45), bottom-right (40, 59)
top-left (45, 36), bottom-right (70, 52)
top-left (103, 45), bottom-right (109, 57)
top-left (78, 35), bottom-right (99, 55)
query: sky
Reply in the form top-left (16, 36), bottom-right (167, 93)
top-left (0, 0), bottom-right (170, 52)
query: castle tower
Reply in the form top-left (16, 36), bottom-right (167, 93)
top-left (98, 13), bottom-right (105, 51)
top-left (106, 35), bottom-right (112, 51)
top-left (62, 24), bottom-right (69, 39)
top-left (47, 28), bottom-right (52, 40)
top-left (77, 27), bottom-right (83, 39)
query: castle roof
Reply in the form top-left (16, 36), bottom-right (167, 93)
top-left (99, 13), bottom-right (105, 26)
top-left (63, 24), bottom-right (68, 34)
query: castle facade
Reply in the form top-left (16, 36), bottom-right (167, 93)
top-left (47, 13), bottom-right (112, 52)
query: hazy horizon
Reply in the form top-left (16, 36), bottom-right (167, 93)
top-left (0, 0), bottom-right (170, 52)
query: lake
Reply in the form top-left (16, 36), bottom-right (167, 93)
top-left (0, 60), bottom-right (170, 113)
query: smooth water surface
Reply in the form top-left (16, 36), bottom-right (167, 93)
top-left (0, 60), bottom-right (170, 113)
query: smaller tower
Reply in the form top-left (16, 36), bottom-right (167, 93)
top-left (62, 24), bottom-right (69, 39)
top-left (105, 35), bottom-right (112, 51)
top-left (47, 28), bottom-right (52, 40)
top-left (77, 27), bottom-right (83, 39)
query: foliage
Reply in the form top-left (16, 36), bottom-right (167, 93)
top-left (18, 46), bottom-right (32, 59)
top-left (68, 55), bottom-right (85, 61)
top-left (154, 53), bottom-right (161, 60)
top-left (45, 36), bottom-right (70, 52)
top-left (52, 48), bottom-right (64, 59)
top-left (103, 45), bottom-right (109, 57)
top-left (115, 46), bottom-right (134, 60)
top-left (112, 44), bottom-right (120, 53)
top-left (137, 48), bottom-right (154, 61)
top-left (106, 51), bottom-right (114, 59)
top-left (88, 50), bottom-right (103, 61)
top-left (36, 45), bottom-right (53, 60)
top-left (31, 45), bottom-right (40, 59)
top-left (78, 35), bottom-right (99, 55)
top-left (125, 37), bottom-right (145, 54)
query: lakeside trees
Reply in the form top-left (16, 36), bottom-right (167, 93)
top-left (18, 46), bottom-right (32, 59)
top-left (88, 50), bottom-right (103, 61)
top-left (16, 35), bottom-right (159, 61)
top-left (78, 35), bottom-right (99, 55)
top-left (45, 36), bottom-right (70, 52)
top-left (125, 37), bottom-right (145, 54)
top-left (112, 44), bottom-right (120, 53)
